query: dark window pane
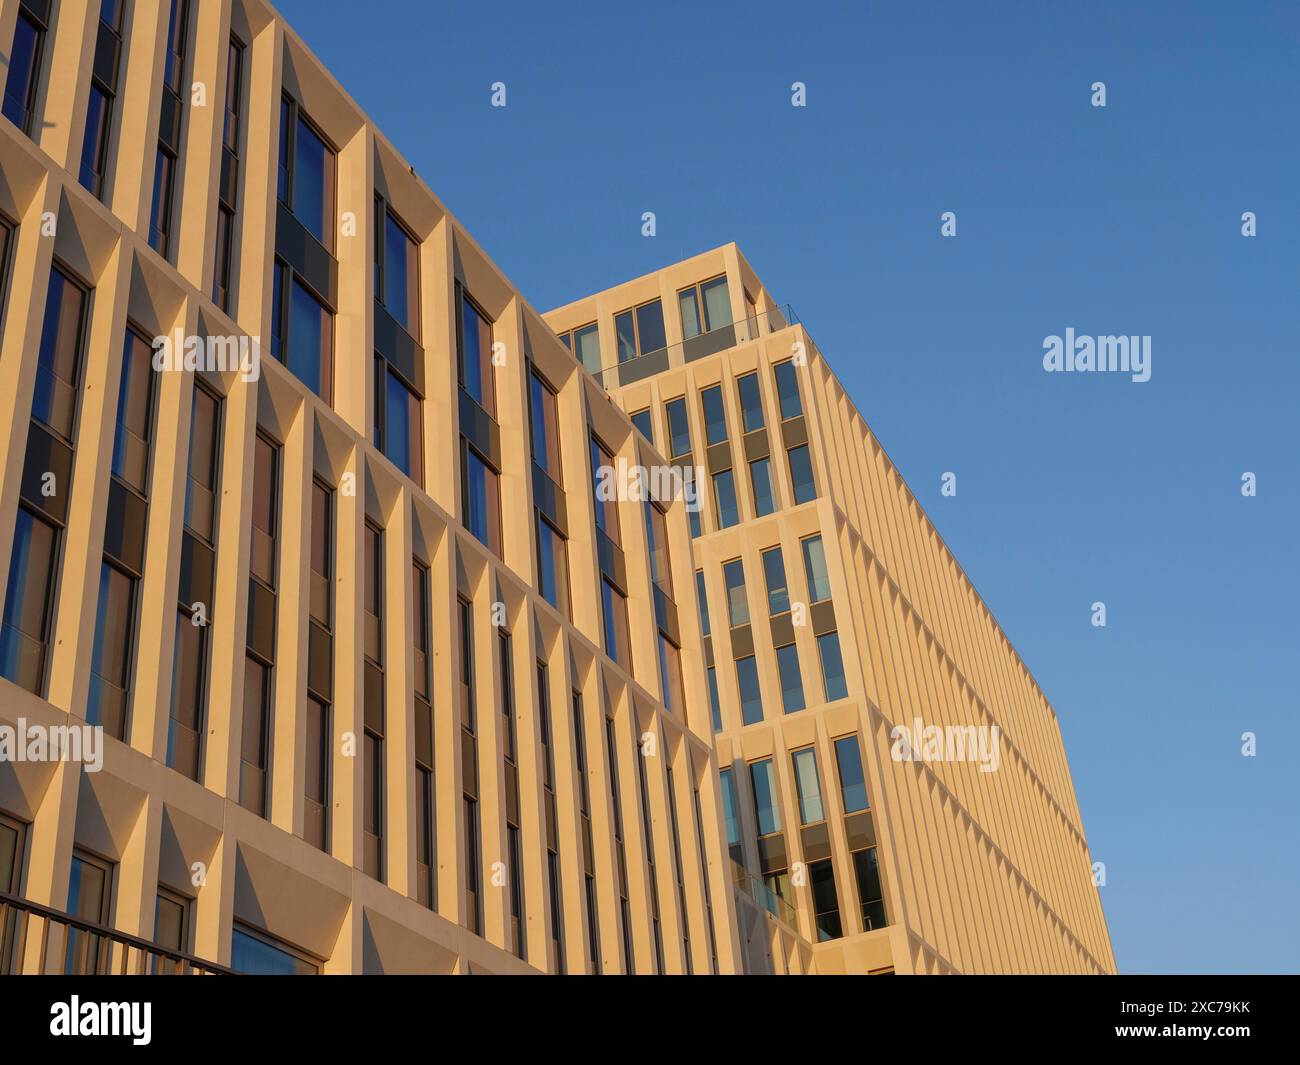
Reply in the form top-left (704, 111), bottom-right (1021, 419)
top-left (112, 331), bottom-right (155, 494)
top-left (287, 277), bottom-right (332, 404)
top-left (701, 385), bottom-right (727, 445)
top-left (293, 115), bottom-right (334, 249)
top-left (818, 631), bottom-right (848, 701)
top-left (461, 443), bottom-right (501, 555)
top-left (776, 643), bottom-right (805, 713)
top-left (0, 509), bottom-right (56, 693)
top-left (88, 562), bottom-right (134, 737)
top-left (723, 559), bottom-right (747, 627)
top-left (789, 444), bottom-right (816, 503)
top-left (774, 360), bottom-right (803, 419)
top-left (3, 15), bottom-right (43, 133)
top-left (749, 759), bottom-right (780, 835)
top-left (750, 458), bottom-right (775, 517)
top-left (802, 536), bottom-right (831, 602)
top-left (79, 85), bottom-right (111, 196)
top-left (762, 547), bottom-right (789, 614)
top-left (736, 656), bottom-right (763, 726)
top-left (666, 398), bottom-right (691, 458)
top-left (834, 735), bottom-right (869, 812)
top-left (737, 372), bottom-right (765, 433)
top-left (635, 300), bottom-right (666, 354)
top-left (630, 408), bottom-right (653, 444)
top-left (706, 666), bottom-right (721, 731)
top-left (700, 276), bottom-right (731, 331)
top-left (678, 288), bottom-right (700, 339)
top-left (149, 148), bottom-right (175, 254)
top-left (32, 268), bottom-right (87, 442)
top-left (713, 469), bottom-right (739, 528)
top-left (231, 927), bottom-right (317, 975)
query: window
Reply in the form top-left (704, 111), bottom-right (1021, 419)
top-left (167, 606), bottom-right (207, 781)
top-left (601, 577), bottom-right (630, 667)
top-left (776, 644), bottom-right (805, 713)
top-left (761, 546), bottom-right (789, 615)
top-left (240, 655), bottom-right (269, 816)
top-left (810, 860), bottom-right (843, 941)
top-left (278, 97), bottom-right (335, 251)
top-left (148, 147), bottom-right (177, 257)
top-left (603, 715), bottom-right (633, 973)
top-left (375, 200), bottom-right (419, 338)
top-left (212, 207), bottom-right (235, 312)
top-left (722, 558), bottom-right (748, 627)
top-left (1, 814), bottom-right (25, 971)
top-left (152, 889), bottom-right (189, 973)
top-left (665, 397), bottom-right (691, 458)
top-left (737, 372), bottom-right (765, 432)
top-left (32, 266), bottom-right (88, 443)
top-left (590, 437), bottom-right (620, 543)
top-left (853, 848), bottom-right (888, 930)
top-left (309, 481), bottom-right (333, 627)
top-left (678, 276), bottom-right (730, 339)
top-left (213, 37), bottom-right (243, 310)
top-left (559, 322), bottom-right (601, 375)
top-left (713, 468), bottom-right (739, 528)
top-left (706, 666), bottom-right (722, 732)
top-left (65, 851), bottom-right (113, 974)
top-left (231, 925), bottom-right (318, 975)
top-left (719, 767), bottom-right (741, 856)
top-left (271, 262), bottom-right (334, 404)
top-left (535, 514), bottom-right (569, 616)
top-left (363, 729), bottom-right (383, 880)
top-left (87, 562), bottom-right (135, 738)
top-left (222, 36), bottom-right (243, 152)
top-left (749, 759), bottom-right (780, 836)
top-left (695, 569), bottom-right (710, 636)
top-left (644, 502), bottom-right (672, 595)
top-left (792, 748), bottom-right (824, 824)
top-left (79, 83), bottom-right (112, 198)
top-left (834, 735), bottom-right (869, 812)
top-left (528, 369), bottom-right (562, 477)
top-left (774, 360), bottom-right (803, 420)
top-left (111, 331), bottom-right (156, 496)
top-left (630, 408), bottom-right (653, 444)
top-left (750, 457), bottom-right (776, 517)
top-left (464, 794), bottom-right (482, 935)
top-left (2, 6), bottom-right (44, 135)
top-left (162, 0), bottom-right (188, 95)
top-left (614, 299), bottom-right (666, 362)
top-left (700, 385), bottom-right (728, 445)
top-left (375, 358), bottom-right (422, 484)
top-left (818, 631), bottom-right (848, 701)
top-left (788, 444), bottom-right (816, 503)
top-left (460, 441), bottom-right (501, 555)
top-left (736, 655), bottom-right (763, 726)
top-left (304, 697), bottom-right (330, 850)
top-left (801, 535), bottom-right (831, 602)
top-left (657, 634), bottom-right (684, 714)
top-left (0, 508), bottom-right (57, 694)
top-left (456, 287), bottom-right (495, 417)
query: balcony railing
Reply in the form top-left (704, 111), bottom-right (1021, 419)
top-left (730, 860), bottom-right (798, 929)
top-left (591, 304), bottom-right (800, 389)
top-left (0, 891), bottom-right (234, 975)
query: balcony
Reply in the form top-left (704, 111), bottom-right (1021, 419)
top-left (592, 304), bottom-right (799, 390)
top-left (0, 891), bottom-right (233, 975)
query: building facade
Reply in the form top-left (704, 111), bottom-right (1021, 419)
top-left (546, 247), bottom-right (1117, 975)
top-left (0, 0), bottom-right (1112, 975)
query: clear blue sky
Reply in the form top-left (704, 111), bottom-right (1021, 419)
top-left (276, 0), bottom-right (1299, 974)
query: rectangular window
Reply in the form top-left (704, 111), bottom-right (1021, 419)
top-left (112, 329), bottom-right (155, 493)
top-left (162, 0), bottom-right (188, 95)
top-left (644, 502), bottom-right (672, 595)
top-left (0, 508), bottom-right (57, 694)
top-left (250, 435), bottom-right (278, 588)
top-left (149, 146), bottom-right (177, 256)
top-left (240, 655), bottom-right (269, 816)
top-left (707, 665), bottom-right (722, 732)
top-left (810, 859), bottom-right (843, 941)
top-left (499, 631), bottom-right (516, 761)
top-left (507, 822), bottom-right (525, 960)
top-left (376, 359), bottom-right (422, 484)
top-left (736, 655), bottom-right (763, 726)
top-left (460, 440), bottom-right (501, 556)
top-left (167, 607), bottom-right (207, 781)
top-left (456, 287), bottom-right (495, 417)
top-left (761, 546), bottom-right (789, 615)
top-left (719, 766), bottom-right (741, 852)
top-left (231, 925), bottom-right (319, 975)
top-left (3, 815), bottom-right (27, 962)
top-left (463, 796), bottom-right (482, 935)
top-left (678, 276), bottom-right (731, 338)
top-left (722, 558), bottom-right (748, 627)
top-left (535, 513), bottom-right (569, 616)
top-left (222, 36), bottom-right (243, 153)
top-left (792, 748), bottom-right (825, 824)
top-left (87, 562), bottom-right (135, 738)
top-left (79, 84), bottom-right (112, 198)
top-left (278, 98), bottom-right (336, 251)
top-left (695, 569), bottom-right (710, 637)
top-left (801, 535), bottom-right (831, 602)
top-left (665, 397), bottom-right (691, 459)
top-left (32, 266), bottom-right (88, 443)
top-left (774, 360), bottom-right (803, 420)
top-left (737, 372), bottom-right (765, 433)
top-left (3, 7), bottom-right (44, 135)
top-left (562, 322), bottom-right (601, 375)
top-left (657, 633), bottom-right (684, 714)
top-left (363, 729), bottom-right (383, 880)
top-left (184, 385), bottom-right (220, 543)
top-left (271, 265), bottom-right (334, 405)
top-left (304, 697), bottom-right (330, 850)
top-left (750, 457), bottom-right (776, 517)
top-left (834, 735), bottom-right (869, 812)
top-left (749, 759), bottom-right (780, 836)
top-left (713, 469), bottom-right (739, 528)
top-left (590, 437), bottom-right (620, 543)
top-left (788, 444), bottom-right (816, 503)
top-left (601, 578), bottom-right (630, 667)
top-left (212, 207), bottom-right (235, 311)
top-left (853, 847), bottom-right (888, 930)
top-left (309, 481), bottom-right (332, 627)
top-left (700, 385), bottom-right (728, 446)
top-left (64, 851), bottom-right (112, 975)
top-left (776, 643), bottom-right (805, 713)
top-left (630, 408), bottom-right (653, 444)
top-left (528, 369), bottom-right (562, 477)
top-left (818, 631), bottom-right (848, 701)
top-left (375, 200), bottom-right (420, 338)
top-left (614, 299), bottom-right (666, 362)
top-left (152, 889), bottom-right (189, 974)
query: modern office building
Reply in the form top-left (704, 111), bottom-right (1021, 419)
top-left (0, 0), bottom-right (1112, 975)
top-left (545, 249), bottom-right (1117, 975)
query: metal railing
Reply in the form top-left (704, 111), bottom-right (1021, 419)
top-left (590, 304), bottom-right (800, 389)
top-left (730, 860), bottom-right (798, 929)
top-left (0, 891), bottom-right (235, 975)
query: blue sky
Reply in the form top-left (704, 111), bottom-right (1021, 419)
top-left (276, 0), bottom-right (1299, 973)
